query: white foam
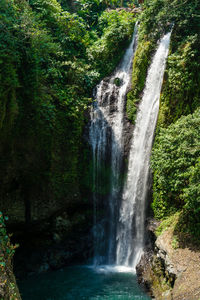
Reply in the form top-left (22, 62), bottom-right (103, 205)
top-left (91, 265), bottom-right (136, 274)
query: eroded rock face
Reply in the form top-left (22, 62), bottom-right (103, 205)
top-left (13, 210), bottom-right (93, 278)
top-left (136, 221), bottom-right (200, 300)
top-left (92, 77), bottom-right (134, 161)
top-left (136, 219), bottom-right (176, 300)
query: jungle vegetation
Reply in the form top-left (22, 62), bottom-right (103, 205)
top-left (0, 0), bottom-right (199, 261)
top-left (0, 0), bottom-right (136, 225)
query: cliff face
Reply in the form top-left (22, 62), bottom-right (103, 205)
top-left (137, 217), bottom-right (200, 300)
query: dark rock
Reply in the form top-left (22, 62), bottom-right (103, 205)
top-left (114, 77), bottom-right (122, 87)
top-left (123, 116), bottom-right (134, 159)
top-left (13, 209), bottom-right (93, 278)
top-left (136, 250), bottom-right (155, 298)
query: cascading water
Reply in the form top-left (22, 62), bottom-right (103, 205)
top-left (116, 31), bottom-right (172, 270)
top-left (90, 23), bottom-right (171, 270)
top-left (89, 24), bottom-right (138, 266)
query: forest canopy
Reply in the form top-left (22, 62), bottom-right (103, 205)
top-left (0, 0), bottom-right (136, 223)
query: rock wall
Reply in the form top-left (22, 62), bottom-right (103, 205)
top-left (12, 202), bottom-right (93, 278)
top-left (137, 221), bottom-right (200, 300)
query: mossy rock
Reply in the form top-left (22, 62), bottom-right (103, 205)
top-left (113, 77), bottom-right (122, 86)
top-left (126, 39), bottom-right (156, 123)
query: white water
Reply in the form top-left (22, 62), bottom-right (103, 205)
top-left (89, 24), bottom-right (138, 266)
top-left (90, 25), bottom-right (171, 271)
top-left (116, 31), bottom-right (172, 270)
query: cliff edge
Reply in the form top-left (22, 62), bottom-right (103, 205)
top-left (137, 216), bottom-right (200, 300)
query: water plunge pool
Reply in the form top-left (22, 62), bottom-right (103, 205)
top-left (18, 265), bottom-right (151, 299)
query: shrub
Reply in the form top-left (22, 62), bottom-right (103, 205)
top-left (151, 109), bottom-right (200, 233)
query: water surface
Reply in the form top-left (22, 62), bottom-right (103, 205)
top-left (18, 266), bottom-right (151, 300)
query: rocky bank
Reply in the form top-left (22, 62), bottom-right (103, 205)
top-left (137, 218), bottom-right (200, 300)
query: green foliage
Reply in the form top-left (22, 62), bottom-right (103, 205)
top-left (127, 40), bottom-right (154, 122)
top-left (0, 212), bottom-right (20, 299)
top-left (127, 0), bottom-right (200, 125)
top-left (0, 213), bottom-right (18, 267)
top-left (88, 10), bottom-right (136, 77)
top-left (0, 0), bottom-right (135, 223)
top-left (151, 109), bottom-right (200, 235)
top-left (155, 212), bottom-right (180, 237)
top-left (171, 235), bottom-right (179, 249)
top-left (158, 34), bottom-right (200, 126)
top-left (125, 0), bottom-right (167, 124)
top-left (183, 159), bottom-right (200, 214)
top-left (133, 0), bottom-right (200, 240)
top-left (76, 0), bottom-right (107, 26)
top-left (138, 0), bottom-right (200, 126)
top-left (114, 77), bottom-right (121, 86)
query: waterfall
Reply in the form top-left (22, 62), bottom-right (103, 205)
top-left (89, 24), bottom-right (138, 266)
top-left (116, 31), bottom-right (172, 270)
top-left (90, 23), bottom-right (171, 270)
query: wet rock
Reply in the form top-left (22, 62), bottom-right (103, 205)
top-left (38, 263), bottom-right (50, 273)
top-left (13, 208), bottom-right (93, 278)
top-left (123, 117), bottom-right (134, 158)
top-left (114, 77), bottom-right (122, 87)
top-left (136, 250), bottom-right (155, 297)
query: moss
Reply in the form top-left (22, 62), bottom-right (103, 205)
top-left (150, 2), bottom-right (200, 197)
top-left (155, 211), bottom-right (200, 249)
top-left (157, 35), bottom-right (200, 128)
top-left (171, 235), bottom-right (179, 249)
top-left (0, 0), bottom-right (136, 225)
top-left (114, 77), bottom-right (121, 86)
top-left (126, 39), bottom-right (156, 123)
top-left (151, 109), bottom-right (200, 235)
top-left (0, 213), bottom-right (21, 300)
top-left (146, 255), bottom-right (173, 300)
top-left (136, 0), bottom-right (200, 237)
top-left (155, 212), bottom-right (180, 237)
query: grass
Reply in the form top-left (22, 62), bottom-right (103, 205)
top-left (155, 212), bottom-right (181, 237)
